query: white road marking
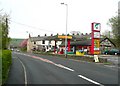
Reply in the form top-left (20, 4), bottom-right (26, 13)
top-left (78, 75), bottom-right (104, 86)
top-left (30, 55), bottom-right (75, 72)
top-left (54, 64), bottom-right (74, 72)
top-left (17, 57), bottom-right (27, 86)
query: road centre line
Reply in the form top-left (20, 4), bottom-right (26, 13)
top-left (17, 57), bottom-right (27, 86)
top-left (78, 75), bottom-right (104, 86)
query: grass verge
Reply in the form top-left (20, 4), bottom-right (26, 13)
top-left (33, 51), bottom-right (107, 63)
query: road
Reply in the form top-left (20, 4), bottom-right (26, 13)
top-left (6, 52), bottom-right (119, 85)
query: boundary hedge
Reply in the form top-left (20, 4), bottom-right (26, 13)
top-left (1, 50), bottom-right (12, 85)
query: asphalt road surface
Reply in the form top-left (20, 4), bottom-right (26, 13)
top-left (6, 52), bottom-right (119, 85)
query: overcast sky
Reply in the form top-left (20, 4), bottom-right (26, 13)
top-left (0, 0), bottom-right (119, 38)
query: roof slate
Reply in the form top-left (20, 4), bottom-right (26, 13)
top-left (30, 36), bottom-right (49, 42)
top-left (60, 37), bottom-right (116, 47)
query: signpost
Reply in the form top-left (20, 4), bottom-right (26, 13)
top-left (91, 22), bottom-right (101, 62)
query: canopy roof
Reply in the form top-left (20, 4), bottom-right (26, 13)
top-left (60, 37), bottom-right (116, 47)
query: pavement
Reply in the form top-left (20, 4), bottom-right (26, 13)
top-left (6, 52), bottom-right (119, 85)
top-left (84, 54), bottom-right (120, 66)
top-left (99, 55), bottom-right (120, 66)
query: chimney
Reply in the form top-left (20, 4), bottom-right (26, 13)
top-left (38, 35), bottom-right (40, 37)
top-left (67, 33), bottom-right (70, 36)
top-left (81, 33), bottom-right (84, 35)
top-left (44, 34), bottom-right (47, 36)
top-left (51, 34), bottom-right (53, 36)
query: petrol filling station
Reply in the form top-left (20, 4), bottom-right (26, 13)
top-left (45, 22), bottom-right (101, 56)
top-left (44, 35), bottom-right (73, 53)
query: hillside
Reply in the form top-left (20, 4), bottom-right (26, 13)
top-left (10, 38), bottom-right (25, 48)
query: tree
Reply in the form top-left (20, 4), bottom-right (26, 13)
top-left (0, 13), bottom-right (10, 49)
top-left (101, 30), bottom-right (111, 38)
top-left (108, 15), bottom-right (120, 49)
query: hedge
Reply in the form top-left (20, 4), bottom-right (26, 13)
top-left (0, 50), bottom-right (2, 85)
top-left (1, 50), bottom-right (12, 85)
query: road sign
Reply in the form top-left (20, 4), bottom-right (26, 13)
top-left (91, 22), bottom-right (101, 55)
top-left (94, 32), bottom-right (100, 38)
top-left (58, 35), bottom-right (72, 39)
top-left (94, 39), bottom-right (100, 51)
top-left (93, 23), bottom-right (101, 31)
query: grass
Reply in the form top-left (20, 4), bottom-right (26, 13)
top-left (33, 51), bottom-right (108, 63)
top-left (1, 50), bottom-right (12, 85)
top-left (103, 62), bottom-right (112, 65)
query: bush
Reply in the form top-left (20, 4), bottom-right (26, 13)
top-left (0, 50), bottom-right (2, 85)
top-left (20, 46), bottom-right (27, 52)
top-left (1, 50), bottom-right (12, 85)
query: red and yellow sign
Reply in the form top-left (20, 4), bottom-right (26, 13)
top-left (94, 39), bottom-right (100, 50)
top-left (91, 22), bottom-right (101, 55)
top-left (58, 35), bottom-right (72, 39)
top-left (94, 51), bottom-right (100, 54)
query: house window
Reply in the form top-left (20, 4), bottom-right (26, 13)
top-left (42, 40), bottom-right (45, 44)
top-left (47, 46), bottom-right (49, 49)
top-left (34, 42), bottom-right (36, 44)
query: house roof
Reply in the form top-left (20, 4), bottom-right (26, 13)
top-left (100, 37), bottom-right (116, 47)
top-left (72, 34), bottom-right (91, 41)
top-left (60, 37), bottom-right (116, 47)
top-left (29, 34), bottom-right (91, 42)
top-left (44, 35), bottom-right (60, 41)
top-left (29, 36), bottom-right (49, 42)
top-left (71, 39), bottom-right (91, 46)
top-left (20, 39), bottom-right (28, 47)
top-left (44, 35), bottom-right (77, 41)
top-left (60, 39), bottom-right (91, 46)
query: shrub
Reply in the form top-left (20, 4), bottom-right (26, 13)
top-left (20, 46), bottom-right (27, 52)
top-left (1, 50), bottom-right (12, 85)
top-left (0, 50), bottom-right (2, 85)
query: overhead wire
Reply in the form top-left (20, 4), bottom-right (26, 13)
top-left (9, 19), bottom-right (58, 33)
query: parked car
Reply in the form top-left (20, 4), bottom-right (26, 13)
top-left (16, 49), bottom-right (20, 52)
top-left (103, 49), bottom-right (120, 55)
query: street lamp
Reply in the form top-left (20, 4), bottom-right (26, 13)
top-left (61, 3), bottom-right (68, 58)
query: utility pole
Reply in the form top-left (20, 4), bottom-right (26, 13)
top-left (61, 3), bottom-right (68, 58)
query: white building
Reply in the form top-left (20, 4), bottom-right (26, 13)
top-left (27, 35), bottom-right (62, 52)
